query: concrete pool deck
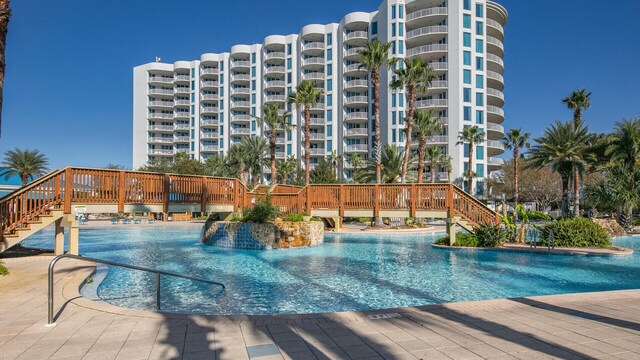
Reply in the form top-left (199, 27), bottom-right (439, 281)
top-left (1, 256), bottom-right (639, 360)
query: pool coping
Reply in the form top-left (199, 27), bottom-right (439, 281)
top-left (431, 243), bottom-right (634, 256)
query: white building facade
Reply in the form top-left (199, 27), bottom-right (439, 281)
top-left (133, 0), bottom-right (507, 193)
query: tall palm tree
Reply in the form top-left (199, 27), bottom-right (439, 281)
top-left (358, 38), bottom-right (395, 185)
top-left (355, 144), bottom-right (415, 184)
top-left (240, 136), bottom-right (268, 187)
top-left (425, 146), bottom-right (443, 183)
top-left (326, 150), bottom-right (342, 178)
top-left (412, 109), bottom-right (442, 183)
top-left (276, 156), bottom-right (297, 184)
top-left (253, 103), bottom-right (293, 183)
top-left (287, 80), bottom-right (323, 185)
top-left (528, 121), bottom-right (591, 218)
top-left (391, 57), bottom-right (436, 183)
top-left (457, 126), bottom-right (485, 195)
top-left (0, 148), bottom-right (49, 186)
top-left (606, 118), bottom-right (640, 171)
top-left (0, 0), bottom-right (10, 138)
top-left (562, 88), bottom-right (592, 126)
top-left (502, 128), bottom-right (531, 205)
top-left (563, 88), bottom-right (592, 216)
top-left (442, 156), bottom-right (453, 183)
top-left (227, 144), bottom-right (249, 184)
top-left (347, 153), bottom-right (364, 181)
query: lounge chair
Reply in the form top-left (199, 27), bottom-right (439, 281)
top-left (147, 219), bottom-right (156, 224)
top-left (111, 219), bottom-right (119, 225)
top-left (133, 219), bottom-right (142, 224)
top-left (121, 219), bottom-right (132, 225)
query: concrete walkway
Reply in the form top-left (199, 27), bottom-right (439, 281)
top-left (1, 256), bottom-right (639, 360)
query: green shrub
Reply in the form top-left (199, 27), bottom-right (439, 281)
top-left (242, 193), bottom-right (280, 223)
top-left (0, 261), bottom-right (8, 276)
top-left (475, 222), bottom-right (506, 247)
top-left (282, 212), bottom-right (309, 222)
top-left (349, 217), bottom-right (373, 223)
top-left (433, 233), bottom-right (478, 247)
top-left (527, 211), bottom-right (552, 221)
top-left (634, 217), bottom-right (640, 227)
top-left (542, 217), bottom-right (611, 248)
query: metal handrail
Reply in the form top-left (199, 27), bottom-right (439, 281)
top-left (47, 254), bottom-right (225, 325)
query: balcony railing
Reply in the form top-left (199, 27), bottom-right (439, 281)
top-left (231, 60), bottom-right (251, 68)
top-left (201, 119), bottom-right (219, 126)
top-left (488, 157), bottom-right (505, 165)
top-left (345, 31), bottom-right (368, 41)
top-left (265, 80), bottom-right (286, 88)
top-left (487, 140), bottom-right (505, 150)
top-left (200, 132), bottom-right (218, 140)
top-left (307, 148), bottom-right (326, 155)
top-left (345, 80), bottom-right (368, 88)
top-left (407, 44), bottom-right (448, 57)
top-left (174, 136), bottom-right (190, 142)
top-left (201, 80), bottom-right (219, 88)
top-left (407, 7), bottom-right (448, 21)
top-left (345, 112), bottom-right (368, 121)
top-left (231, 74), bottom-right (251, 82)
top-left (174, 87), bottom-right (189, 94)
top-left (266, 95), bottom-right (286, 102)
top-left (344, 47), bottom-right (364, 57)
top-left (303, 72), bottom-right (324, 80)
top-left (430, 62), bottom-right (448, 71)
top-left (231, 87), bottom-right (251, 95)
top-left (303, 57), bottom-right (325, 66)
top-left (345, 144), bottom-right (368, 152)
top-left (232, 115), bottom-right (252, 122)
top-left (487, 19), bottom-right (505, 34)
top-left (201, 106), bottom-right (220, 113)
top-left (148, 77), bottom-right (173, 83)
top-left (303, 42), bottom-right (325, 51)
top-left (487, 122), bottom-right (505, 133)
top-left (231, 128), bottom-right (251, 135)
top-left (149, 149), bottom-right (174, 155)
top-left (487, 36), bottom-right (504, 51)
top-left (310, 103), bottom-right (325, 110)
top-left (231, 101), bottom-right (250, 108)
top-left (345, 96), bottom-right (369, 105)
top-left (487, 106), bottom-right (505, 117)
top-left (429, 80), bottom-right (448, 88)
top-left (487, 88), bottom-right (505, 101)
top-left (149, 101), bottom-right (174, 107)
top-left (174, 100), bottom-right (190, 106)
top-left (344, 63), bottom-right (365, 73)
top-left (174, 75), bottom-right (190, 81)
top-left (265, 52), bottom-right (286, 60)
top-left (148, 125), bottom-right (174, 131)
top-left (149, 89), bottom-right (174, 95)
top-left (486, 54), bottom-right (504, 68)
top-left (406, 25), bottom-right (448, 40)
top-left (309, 118), bottom-right (325, 125)
top-left (201, 94), bottom-right (219, 101)
top-left (175, 124), bottom-right (190, 130)
top-left (345, 128), bottom-right (369, 136)
top-left (306, 133), bottom-right (325, 141)
top-left (148, 113), bottom-right (174, 120)
top-left (415, 99), bottom-right (448, 108)
top-left (201, 68), bottom-right (219, 75)
top-left (201, 145), bottom-right (219, 152)
top-left (148, 137), bottom-right (173, 143)
top-left (487, 71), bottom-right (504, 84)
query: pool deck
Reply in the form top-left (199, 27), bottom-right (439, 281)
top-left (1, 256), bottom-right (639, 360)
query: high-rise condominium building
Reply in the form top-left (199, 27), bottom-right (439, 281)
top-left (133, 0), bottom-right (507, 193)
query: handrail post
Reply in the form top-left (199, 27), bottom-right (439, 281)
top-left (63, 168), bottom-right (73, 214)
top-left (200, 177), bottom-right (207, 213)
top-left (118, 171), bottom-right (126, 213)
top-left (447, 184), bottom-right (454, 217)
top-left (163, 174), bottom-right (170, 215)
top-left (338, 185), bottom-right (344, 219)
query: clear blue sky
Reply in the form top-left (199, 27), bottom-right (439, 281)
top-left (1, 0), bottom-right (639, 170)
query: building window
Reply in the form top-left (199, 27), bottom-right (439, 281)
top-left (477, 145), bottom-right (484, 160)
top-left (327, 48), bottom-right (332, 61)
top-left (464, 144), bottom-right (470, 157)
top-left (251, 80), bottom-right (256, 90)
top-left (287, 72), bottom-right (292, 84)
top-left (463, 70), bottom-right (471, 84)
top-left (327, 33), bottom-right (332, 45)
top-left (476, 110), bottom-right (484, 124)
top-left (327, 79), bottom-right (332, 91)
top-left (464, 106), bottom-right (471, 121)
top-left (327, 125), bottom-right (332, 136)
top-left (392, 23), bottom-right (396, 37)
top-left (327, 111), bottom-right (332, 122)
top-left (327, 94), bottom-right (332, 106)
top-left (399, 93), bottom-right (404, 107)
top-left (287, 43), bottom-right (292, 55)
top-left (476, 93), bottom-right (484, 106)
top-left (476, 21), bottom-right (484, 35)
top-left (463, 33), bottom-right (471, 47)
top-left (464, 0), bottom-right (471, 10)
top-left (251, 93), bottom-right (256, 104)
top-left (287, 58), bottom-right (292, 69)
top-left (463, 51), bottom-right (471, 66)
top-left (476, 57), bottom-right (484, 71)
top-left (476, 3), bottom-right (484, 17)
top-left (399, 4), bottom-right (404, 18)
top-left (476, 75), bottom-right (484, 89)
top-left (391, 41), bottom-right (396, 54)
top-left (392, 129), bottom-right (397, 142)
top-left (399, 23), bottom-right (404, 36)
top-left (392, 94), bottom-right (397, 107)
top-left (251, 52), bottom-right (256, 64)
top-left (392, 112), bottom-right (396, 125)
top-left (463, 14), bottom-right (471, 29)
top-left (476, 164), bottom-right (484, 178)
top-left (327, 65), bottom-right (332, 76)
top-left (464, 88), bottom-right (471, 103)
top-left (287, 144), bottom-right (292, 155)
top-left (391, 5), bottom-right (396, 19)
top-left (398, 40), bottom-right (404, 54)
top-left (371, 21), bottom-right (378, 35)
top-left (476, 39), bottom-right (484, 53)
top-left (327, 140), bottom-right (332, 151)
top-left (251, 67), bottom-right (256, 77)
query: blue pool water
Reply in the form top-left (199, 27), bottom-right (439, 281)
top-left (21, 225), bottom-right (640, 315)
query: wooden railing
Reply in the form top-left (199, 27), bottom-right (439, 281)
top-left (1, 167), bottom-right (499, 238)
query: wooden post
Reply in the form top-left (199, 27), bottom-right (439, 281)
top-left (201, 177), bottom-right (207, 213)
top-left (447, 184), bottom-right (455, 216)
top-left (68, 221), bottom-right (80, 255)
top-left (163, 174), bottom-right (170, 215)
top-left (338, 185), bottom-right (345, 219)
top-left (54, 219), bottom-right (65, 256)
top-left (305, 186), bottom-right (311, 215)
top-left (410, 184), bottom-right (417, 218)
top-left (373, 185), bottom-right (380, 218)
top-left (63, 168), bottom-right (73, 214)
top-left (118, 171), bottom-right (126, 213)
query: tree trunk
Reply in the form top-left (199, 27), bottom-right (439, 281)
top-left (561, 175), bottom-right (570, 218)
top-left (0, 0), bottom-right (9, 139)
top-left (401, 86), bottom-right (416, 184)
top-left (573, 168), bottom-right (580, 217)
top-left (430, 163), bottom-right (436, 184)
top-left (372, 70), bottom-right (382, 186)
top-left (513, 148), bottom-right (519, 206)
top-left (417, 137), bottom-right (425, 183)
top-left (468, 144), bottom-right (474, 195)
top-left (270, 130), bottom-right (277, 184)
top-left (304, 105), bottom-right (311, 185)
top-left (20, 174), bottom-right (28, 187)
top-left (574, 109), bottom-right (581, 126)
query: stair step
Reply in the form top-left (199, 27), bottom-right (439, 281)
top-left (3, 233), bottom-right (19, 238)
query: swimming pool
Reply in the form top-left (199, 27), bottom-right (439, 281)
top-left (21, 225), bottom-right (640, 315)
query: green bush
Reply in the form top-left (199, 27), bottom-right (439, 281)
top-left (542, 217), bottom-right (611, 248)
top-left (349, 217), bottom-right (373, 223)
top-left (475, 222), bottom-right (506, 247)
top-left (634, 217), bottom-right (640, 227)
top-left (0, 261), bottom-right (8, 276)
top-left (242, 193), bottom-right (280, 223)
top-left (282, 212), bottom-right (309, 222)
top-left (434, 233), bottom-right (479, 247)
top-left (527, 211), bottom-right (552, 221)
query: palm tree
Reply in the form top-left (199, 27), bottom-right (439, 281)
top-left (442, 156), bottom-right (453, 183)
top-left (562, 88), bottom-right (592, 126)
top-left (346, 153), bottom-right (364, 181)
top-left (0, 148), bottom-right (49, 186)
top-left (391, 57), bottom-right (436, 183)
top-left (253, 103), bottom-right (293, 183)
top-left (424, 146), bottom-right (443, 183)
top-left (606, 118), bottom-right (640, 171)
top-left (355, 144), bottom-right (416, 184)
top-left (528, 121), bottom-right (591, 218)
top-left (502, 128), bottom-right (531, 205)
top-left (227, 144), bottom-right (249, 184)
top-left (457, 126), bottom-right (485, 195)
top-left (0, 0), bottom-right (10, 138)
top-left (276, 156), bottom-right (297, 184)
top-left (326, 150), bottom-right (342, 178)
top-left (358, 38), bottom-right (395, 185)
top-left (287, 81), bottom-right (323, 185)
top-left (412, 109), bottom-right (442, 183)
top-left (239, 136), bottom-right (268, 187)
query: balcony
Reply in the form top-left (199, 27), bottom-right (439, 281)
top-left (175, 124), bottom-right (190, 130)
top-left (345, 79), bottom-right (368, 90)
top-left (345, 96), bottom-right (369, 105)
top-left (148, 113), bottom-right (173, 120)
top-left (200, 132), bottom-right (217, 140)
top-left (344, 47), bottom-right (364, 59)
top-left (148, 125), bottom-right (174, 132)
top-left (265, 95), bottom-right (286, 103)
top-left (305, 133), bottom-right (325, 141)
top-left (406, 44), bottom-right (448, 58)
top-left (275, 151), bottom-right (286, 159)
top-left (232, 114), bottom-right (252, 122)
top-left (174, 87), bottom-right (189, 94)
top-left (230, 101), bottom-right (250, 109)
top-left (201, 106), bottom-right (220, 114)
top-left (174, 136), bottom-right (190, 143)
top-left (148, 137), bottom-right (173, 144)
top-left (415, 99), bottom-right (448, 108)
top-left (487, 105), bottom-right (505, 122)
top-left (413, 135), bottom-right (448, 145)
top-left (231, 128), bottom-right (251, 135)
top-left (303, 72), bottom-right (324, 81)
top-left (406, 25), bottom-right (448, 43)
top-left (430, 62), bottom-right (448, 72)
top-left (265, 66), bottom-right (286, 75)
top-left (201, 68), bottom-right (219, 75)
top-left (307, 148), bottom-right (326, 156)
top-left (344, 63), bottom-right (366, 75)
top-left (345, 128), bottom-right (369, 136)
top-left (487, 36), bottom-right (505, 57)
top-left (149, 149), bottom-right (174, 155)
top-left (344, 31), bottom-right (368, 43)
top-left (429, 80), bottom-right (448, 89)
top-left (303, 57), bottom-right (325, 66)
top-left (149, 88), bottom-right (174, 96)
top-left (486, 54), bottom-right (504, 73)
top-left (487, 18), bottom-right (505, 40)
top-left (275, 137), bottom-right (286, 144)
top-left (310, 103), bottom-right (325, 111)
top-left (201, 119), bottom-right (219, 126)
top-left (230, 74), bottom-right (251, 82)
top-left (265, 52), bottom-right (285, 60)
top-left (487, 88), bottom-right (505, 106)
top-left (231, 60), bottom-right (251, 68)
top-left (309, 118), bottom-right (325, 126)
top-left (149, 101), bottom-right (173, 108)
top-left (148, 76), bottom-right (173, 84)
top-left (201, 94), bottom-right (219, 101)
top-left (174, 100), bottom-right (190, 106)
top-left (303, 42), bottom-right (325, 52)
top-left (174, 75), bottom-right (190, 82)
top-left (201, 145), bottom-right (219, 152)
top-left (345, 144), bottom-right (368, 152)
top-left (201, 81), bottom-right (219, 88)
top-left (488, 157), bottom-right (505, 166)
top-left (407, 7), bottom-right (448, 22)
top-left (345, 112), bottom-right (368, 121)
top-left (230, 87), bottom-right (251, 95)
top-left (265, 80), bottom-right (286, 89)
top-left (487, 122), bottom-right (505, 139)
top-left (487, 140), bottom-right (505, 151)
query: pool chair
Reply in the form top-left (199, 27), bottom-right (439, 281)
top-left (121, 219), bottom-right (132, 225)
top-left (110, 219), bottom-right (119, 225)
top-left (147, 219), bottom-right (156, 224)
top-left (80, 219), bottom-right (89, 225)
top-left (133, 219), bottom-right (142, 224)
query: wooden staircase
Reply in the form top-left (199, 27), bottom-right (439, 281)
top-left (1, 210), bottom-right (67, 252)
